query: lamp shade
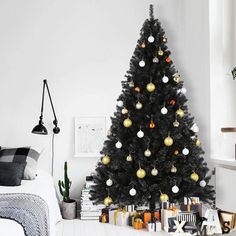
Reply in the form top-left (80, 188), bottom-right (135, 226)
top-left (32, 121), bottom-right (48, 135)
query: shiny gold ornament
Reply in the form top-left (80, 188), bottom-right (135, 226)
top-left (136, 168), bottom-right (146, 179)
top-left (176, 108), bottom-right (184, 118)
top-left (141, 42), bottom-right (146, 48)
top-left (164, 135), bottom-right (174, 146)
top-left (101, 155), bottom-right (110, 165)
top-left (158, 49), bottom-right (164, 56)
top-left (196, 139), bottom-right (201, 147)
top-left (160, 193), bottom-right (169, 202)
top-left (146, 82), bottom-right (156, 92)
top-left (190, 172), bottom-right (199, 182)
top-left (104, 196), bottom-right (113, 206)
top-left (171, 165), bottom-right (177, 173)
top-left (173, 73), bottom-right (181, 83)
top-left (149, 120), bottom-right (155, 129)
top-left (123, 118), bottom-right (132, 128)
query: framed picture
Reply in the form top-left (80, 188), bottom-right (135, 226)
top-left (74, 117), bottom-right (107, 157)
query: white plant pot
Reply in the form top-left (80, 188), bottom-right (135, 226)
top-left (61, 200), bottom-right (77, 220)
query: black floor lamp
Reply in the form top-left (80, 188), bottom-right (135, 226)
top-left (32, 79), bottom-right (60, 176)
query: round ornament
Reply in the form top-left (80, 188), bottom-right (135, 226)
top-left (149, 120), bottom-right (155, 129)
top-left (169, 99), bottom-right (176, 106)
top-left (115, 141), bottom-right (122, 149)
top-left (173, 120), bottom-right (180, 127)
top-left (134, 87), bottom-right (141, 92)
top-left (148, 35), bottom-right (155, 43)
top-left (176, 108), bottom-right (184, 118)
top-left (136, 102), bottom-right (142, 110)
top-left (146, 82), bottom-right (156, 92)
top-left (182, 148), bottom-right (189, 155)
top-left (160, 193), bottom-right (169, 202)
top-left (117, 100), bottom-right (123, 107)
top-left (173, 74), bottom-right (181, 83)
top-left (128, 81), bottom-right (134, 87)
top-left (121, 108), bottom-right (128, 114)
top-left (123, 118), bottom-right (132, 128)
top-left (106, 178), bottom-right (113, 186)
top-left (158, 49), bottom-right (164, 56)
top-left (161, 107), bottom-right (168, 115)
top-left (163, 37), bottom-right (167, 43)
top-left (104, 196), bottom-right (112, 206)
top-left (162, 76), bottom-right (169, 83)
top-left (144, 149), bottom-right (151, 157)
top-left (172, 185), bottom-right (179, 193)
top-left (141, 42), bottom-right (146, 48)
top-left (126, 154), bottom-right (132, 162)
top-left (171, 165), bottom-right (177, 173)
top-left (191, 124), bottom-right (199, 133)
top-left (174, 150), bottom-right (179, 155)
top-left (181, 88), bottom-right (187, 94)
top-left (165, 57), bottom-right (171, 63)
top-left (151, 168), bottom-right (158, 176)
top-left (153, 57), bottom-right (159, 63)
top-left (196, 139), bottom-right (201, 147)
top-left (137, 130), bottom-right (144, 138)
top-left (102, 155), bottom-right (110, 165)
top-left (164, 135), bottom-right (174, 146)
top-left (136, 168), bottom-right (146, 179)
top-left (129, 188), bottom-right (137, 196)
top-left (190, 172), bottom-right (199, 182)
top-left (139, 60), bottom-right (145, 67)
top-left (200, 180), bottom-right (206, 187)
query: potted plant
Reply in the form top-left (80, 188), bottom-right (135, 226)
top-left (58, 161), bottom-right (76, 219)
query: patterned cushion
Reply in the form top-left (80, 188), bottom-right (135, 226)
top-left (0, 147), bottom-right (40, 180)
top-left (0, 162), bottom-right (26, 186)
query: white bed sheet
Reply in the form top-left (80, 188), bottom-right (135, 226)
top-left (0, 169), bottom-right (62, 236)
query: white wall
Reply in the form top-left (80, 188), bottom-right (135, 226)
top-left (0, 0), bottom-right (210, 199)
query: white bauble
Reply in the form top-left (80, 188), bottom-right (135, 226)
top-left (148, 35), bottom-right (155, 43)
top-left (181, 88), bottom-right (187, 94)
top-left (191, 124), bottom-right (199, 133)
top-left (121, 108), bottom-right (128, 114)
top-left (129, 81), bottom-right (134, 87)
top-left (182, 148), bottom-right (189, 155)
top-left (117, 100), bottom-right (124, 107)
top-left (144, 149), bottom-right (151, 157)
top-left (151, 168), bottom-right (158, 176)
top-left (106, 178), bottom-right (113, 186)
top-left (129, 188), bottom-right (137, 196)
top-left (136, 102), bottom-right (142, 110)
top-left (137, 130), bottom-right (144, 138)
top-left (139, 60), bottom-right (145, 67)
top-left (172, 185), bottom-right (179, 193)
top-left (200, 180), bottom-right (206, 187)
top-left (115, 141), bottom-right (122, 149)
top-left (161, 107), bottom-right (168, 114)
top-left (126, 154), bottom-right (132, 162)
top-left (162, 76), bottom-right (169, 83)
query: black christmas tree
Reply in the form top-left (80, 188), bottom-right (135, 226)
top-left (90, 5), bottom-right (215, 209)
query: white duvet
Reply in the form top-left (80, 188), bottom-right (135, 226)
top-left (0, 169), bottom-right (62, 236)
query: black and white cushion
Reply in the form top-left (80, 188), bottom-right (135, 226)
top-left (0, 147), bottom-right (40, 180)
top-left (0, 162), bottom-right (26, 186)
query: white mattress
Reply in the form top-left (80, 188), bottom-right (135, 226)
top-left (0, 169), bottom-right (62, 236)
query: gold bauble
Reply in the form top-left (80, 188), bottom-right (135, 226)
top-left (158, 49), bottom-right (164, 56)
top-left (136, 168), bottom-right (146, 179)
top-left (101, 155), bottom-right (110, 165)
top-left (160, 193), bottom-right (169, 202)
top-left (176, 108), bottom-right (185, 118)
top-left (173, 73), bottom-right (181, 83)
top-left (196, 139), bottom-right (201, 147)
top-left (141, 42), bottom-right (146, 48)
top-left (146, 82), bottom-right (156, 92)
top-left (104, 196), bottom-right (113, 206)
top-left (123, 118), bottom-right (132, 128)
top-left (164, 136), bottom-right (174, 146)
top-left (190, 172), bottom-right (199, 182)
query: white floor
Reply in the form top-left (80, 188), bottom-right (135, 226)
top-left (55, 220), bottom-right (169, 236)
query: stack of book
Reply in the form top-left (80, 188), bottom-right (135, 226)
top-left (80, 176), bottom-right (105, 220)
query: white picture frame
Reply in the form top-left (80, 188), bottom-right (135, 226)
top-left (74, 116), bottom-right (107, 157)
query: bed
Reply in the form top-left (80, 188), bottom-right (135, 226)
top-left (0, 169), bottom-right (62, 236)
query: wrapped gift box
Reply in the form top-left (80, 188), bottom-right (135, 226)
top-left (133, 218), bottom-right (143, 230)
top-left (146, 222), bottom-right (162, 232)
top-left (143, 211), bottom-right (160, 224)
top-left (161, 208), bottom-right (180, 232)
top-left (109, 208), bottom-right (130, 226)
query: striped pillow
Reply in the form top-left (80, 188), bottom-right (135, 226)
top-left (0, 147), bottom-right (40, 180)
